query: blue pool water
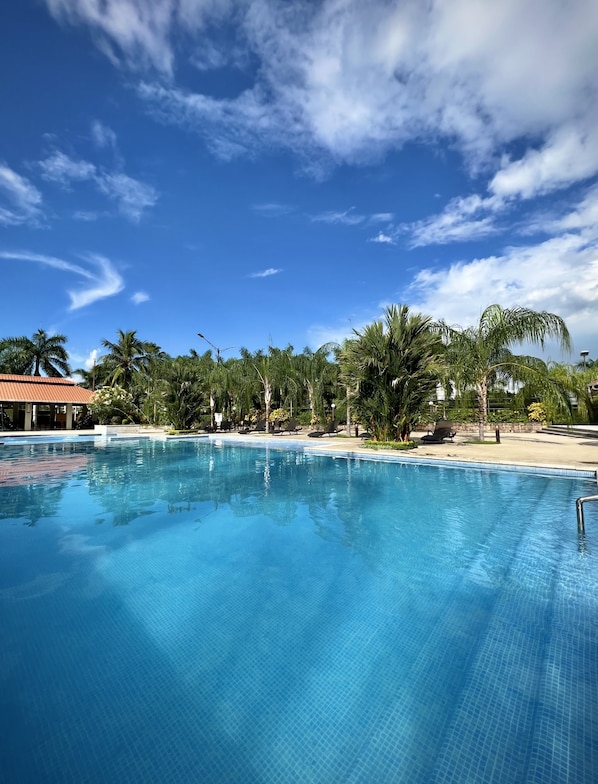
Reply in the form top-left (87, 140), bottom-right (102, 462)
top-left (0, 438), bottom-right (597, 783)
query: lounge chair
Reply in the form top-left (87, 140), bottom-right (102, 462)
top-left (420, 419), bottom-right (456, 443)
top-left (308, 420), bottom-right (339, 438)
top-left (238, 420), bottom-right (268, 434)
top-left (273, 419), bottom-right (301, 435)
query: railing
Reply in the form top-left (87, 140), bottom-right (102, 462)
top-left (576, 495), bottom-right (598, 533)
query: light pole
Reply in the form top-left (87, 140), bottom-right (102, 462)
top-left (580, 350), bottom-right (589, 369)
top-left (197, 333), bottom-right (235, 364)
top-left (331, 402), bottom-right (336, 422)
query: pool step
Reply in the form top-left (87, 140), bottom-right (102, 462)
top-left (542, 425), bottom-right (598, 439)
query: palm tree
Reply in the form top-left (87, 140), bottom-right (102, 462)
top-left (99, 330), bottom-right (159, 391)
top-left (0, 329), bottom-right (71, 376)
top-left (339, 305), bottom-right (445, 441)
top-left (162, 357), bottom-right (205, 430)
top-left (436, 304), bottom-right (572, 440)
top-left (296, 344), bottom-right (339, 425)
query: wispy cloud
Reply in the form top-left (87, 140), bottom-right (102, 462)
top-left (0, 164), bottom-right (43, 226)
top-left (369, 231), bottom-right (396, 245)
top-left (252, 202), bottom-right (294, 217)
top-left (91, 120), bottom-right (118, 149)
top-left (310, 208), bottom-right (365, 226)
top-left (96, 172), bottom-right (158, 222)
top-left (0, 250), bottom-right (124, 310)
top-left (39, 150), bottom-right (96, 186)
top-left (38, 150), bottom-right (158, 222)
top-left (249, 268), bottom-right (281, 278)
top-left (131, 290), bottom-right (150, 304)
top-left (43, 0), bottom-right (180, 74)
top-left (119, 1), bottom-right (598, 187)
top-left (405, 194), bottom-right (503, 247)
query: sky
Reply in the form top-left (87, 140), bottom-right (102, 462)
top-left (1, 0), bottom-right (597, 374)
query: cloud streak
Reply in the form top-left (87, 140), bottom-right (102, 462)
top-left (0, 165), bottom-right (43, 226)
top-left (39, 150), bottom-right (158, 222)
top-left (250, 267), bottom-right (281, 278)
top-left (0, 250), bottom-right (124, 310)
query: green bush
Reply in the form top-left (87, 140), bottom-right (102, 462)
top-left (363, 440), bottom-right (417, 451)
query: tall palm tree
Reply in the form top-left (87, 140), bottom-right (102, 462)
top-left (0, 329), bottom-right (71, 376)
top-left (436, 304), bottom-right (571, 440)
top-left (296, 344), bottom-right (339, 424)
top-left (99, 330), bottom-right (159, 391)
top-left (162, 356), bottom-right (205, 430)
top-left (339, 305), bottom-right (445, 441)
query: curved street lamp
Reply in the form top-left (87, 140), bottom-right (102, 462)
top-left (197, 333), bottom-right (235, 364)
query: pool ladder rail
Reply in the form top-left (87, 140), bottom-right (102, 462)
top-left (576, 494), bottom-right (598, 533)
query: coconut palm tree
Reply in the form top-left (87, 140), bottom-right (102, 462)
top-left (436, 304), bottom-right (572, 440)
top-left (99, 330), bottom-right (160, 391)
top-left (339, 305), bottom-right (445, 441)
top-left (0, 329), bottom-right (71, 376)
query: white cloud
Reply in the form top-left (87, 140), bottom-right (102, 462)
top-left (490, 126), bottom-right (598, 200)
top-left (0, 250), bottom-right (124, 310)
top-left (124, 0), bottom-right (598, 186)
top-left (369, 213), bottom-right (394, 224)
top-left (405, 233), bottom-right (598, 356)
top-left (85, 349), bottom-right (98, 370)
top-left (0, 164), bottom-right (43, 226)
top-left (249, 268), bottom-right (281, 278)
top-left (91, 120), bottom-right (118, 149)
top-left (39, 151), bottom-right (96, 185)
top-left (44, 0), bottom-right (177, 73)
top-left (369, 232), bottom-right (395, 245)
top-left (252, 202), bottom-right (294, 217)
top-left (38, 150), bottom-right (158, 222)
top-left (406, 194), bottom-right (503, 247)
top-left (310, 208), bottom-right (364, 226)
top-left (96, 172), bottom-right (158, 222)
top-left (131, 290), bottom-right (150, 304)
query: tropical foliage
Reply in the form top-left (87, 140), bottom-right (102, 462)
top-left (339, 305), bottom-right (445, 441)
top-left (3, 302), bottom-right (588, 435)
top-left (0, 329), bottom-right (70, 376)
top-left (435, 305), bottom-right (572, 440)
top-left (89, 386), bottom-right (135, 424)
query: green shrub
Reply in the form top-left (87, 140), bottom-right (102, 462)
top-left (363, 440), bottom-right (417, 451)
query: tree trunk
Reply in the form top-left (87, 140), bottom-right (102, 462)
top-left (264, 379), bottom-right (272, 433)
top-left (477, 380), bottom-right (487, 441)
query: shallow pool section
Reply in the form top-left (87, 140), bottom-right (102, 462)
top-left (1, 439), bottom-right (597, 783)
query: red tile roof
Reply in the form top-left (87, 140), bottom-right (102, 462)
top-left (0, 374), bottom-right (94, 404)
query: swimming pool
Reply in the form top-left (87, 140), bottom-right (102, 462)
top-left (1, 438), bottom-right (597, 783)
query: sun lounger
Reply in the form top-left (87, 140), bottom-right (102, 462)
top-left (420, 419), bottom-right (456, 443)
top-left (308, 420), bottom-right (339, 438)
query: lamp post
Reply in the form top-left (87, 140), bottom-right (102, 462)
top-left (197, 333), bottom-right (235, 364)
top-left (331, 402), bottom-right (336, 422)
top-left (580, 350), bottom-right (589, 369)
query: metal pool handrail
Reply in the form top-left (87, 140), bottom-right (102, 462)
top-left (576, 495), bottom-right (598, 533)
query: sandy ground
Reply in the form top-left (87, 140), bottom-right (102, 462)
top-left (2, 426), bottom-right (597, 477)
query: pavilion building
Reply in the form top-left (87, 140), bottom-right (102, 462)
top-left (0, 374), bottom-right (94, 431)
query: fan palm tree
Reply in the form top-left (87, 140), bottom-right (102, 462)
top-left (436, 304), bottom-right (572, 440)
top-left (339, 305), bottom-right (445, 441)
top-left (0, 329), bottom-right (71, 376)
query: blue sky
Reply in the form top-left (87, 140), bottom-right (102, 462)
top-left (2, 0), bottom-right (597, 373)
